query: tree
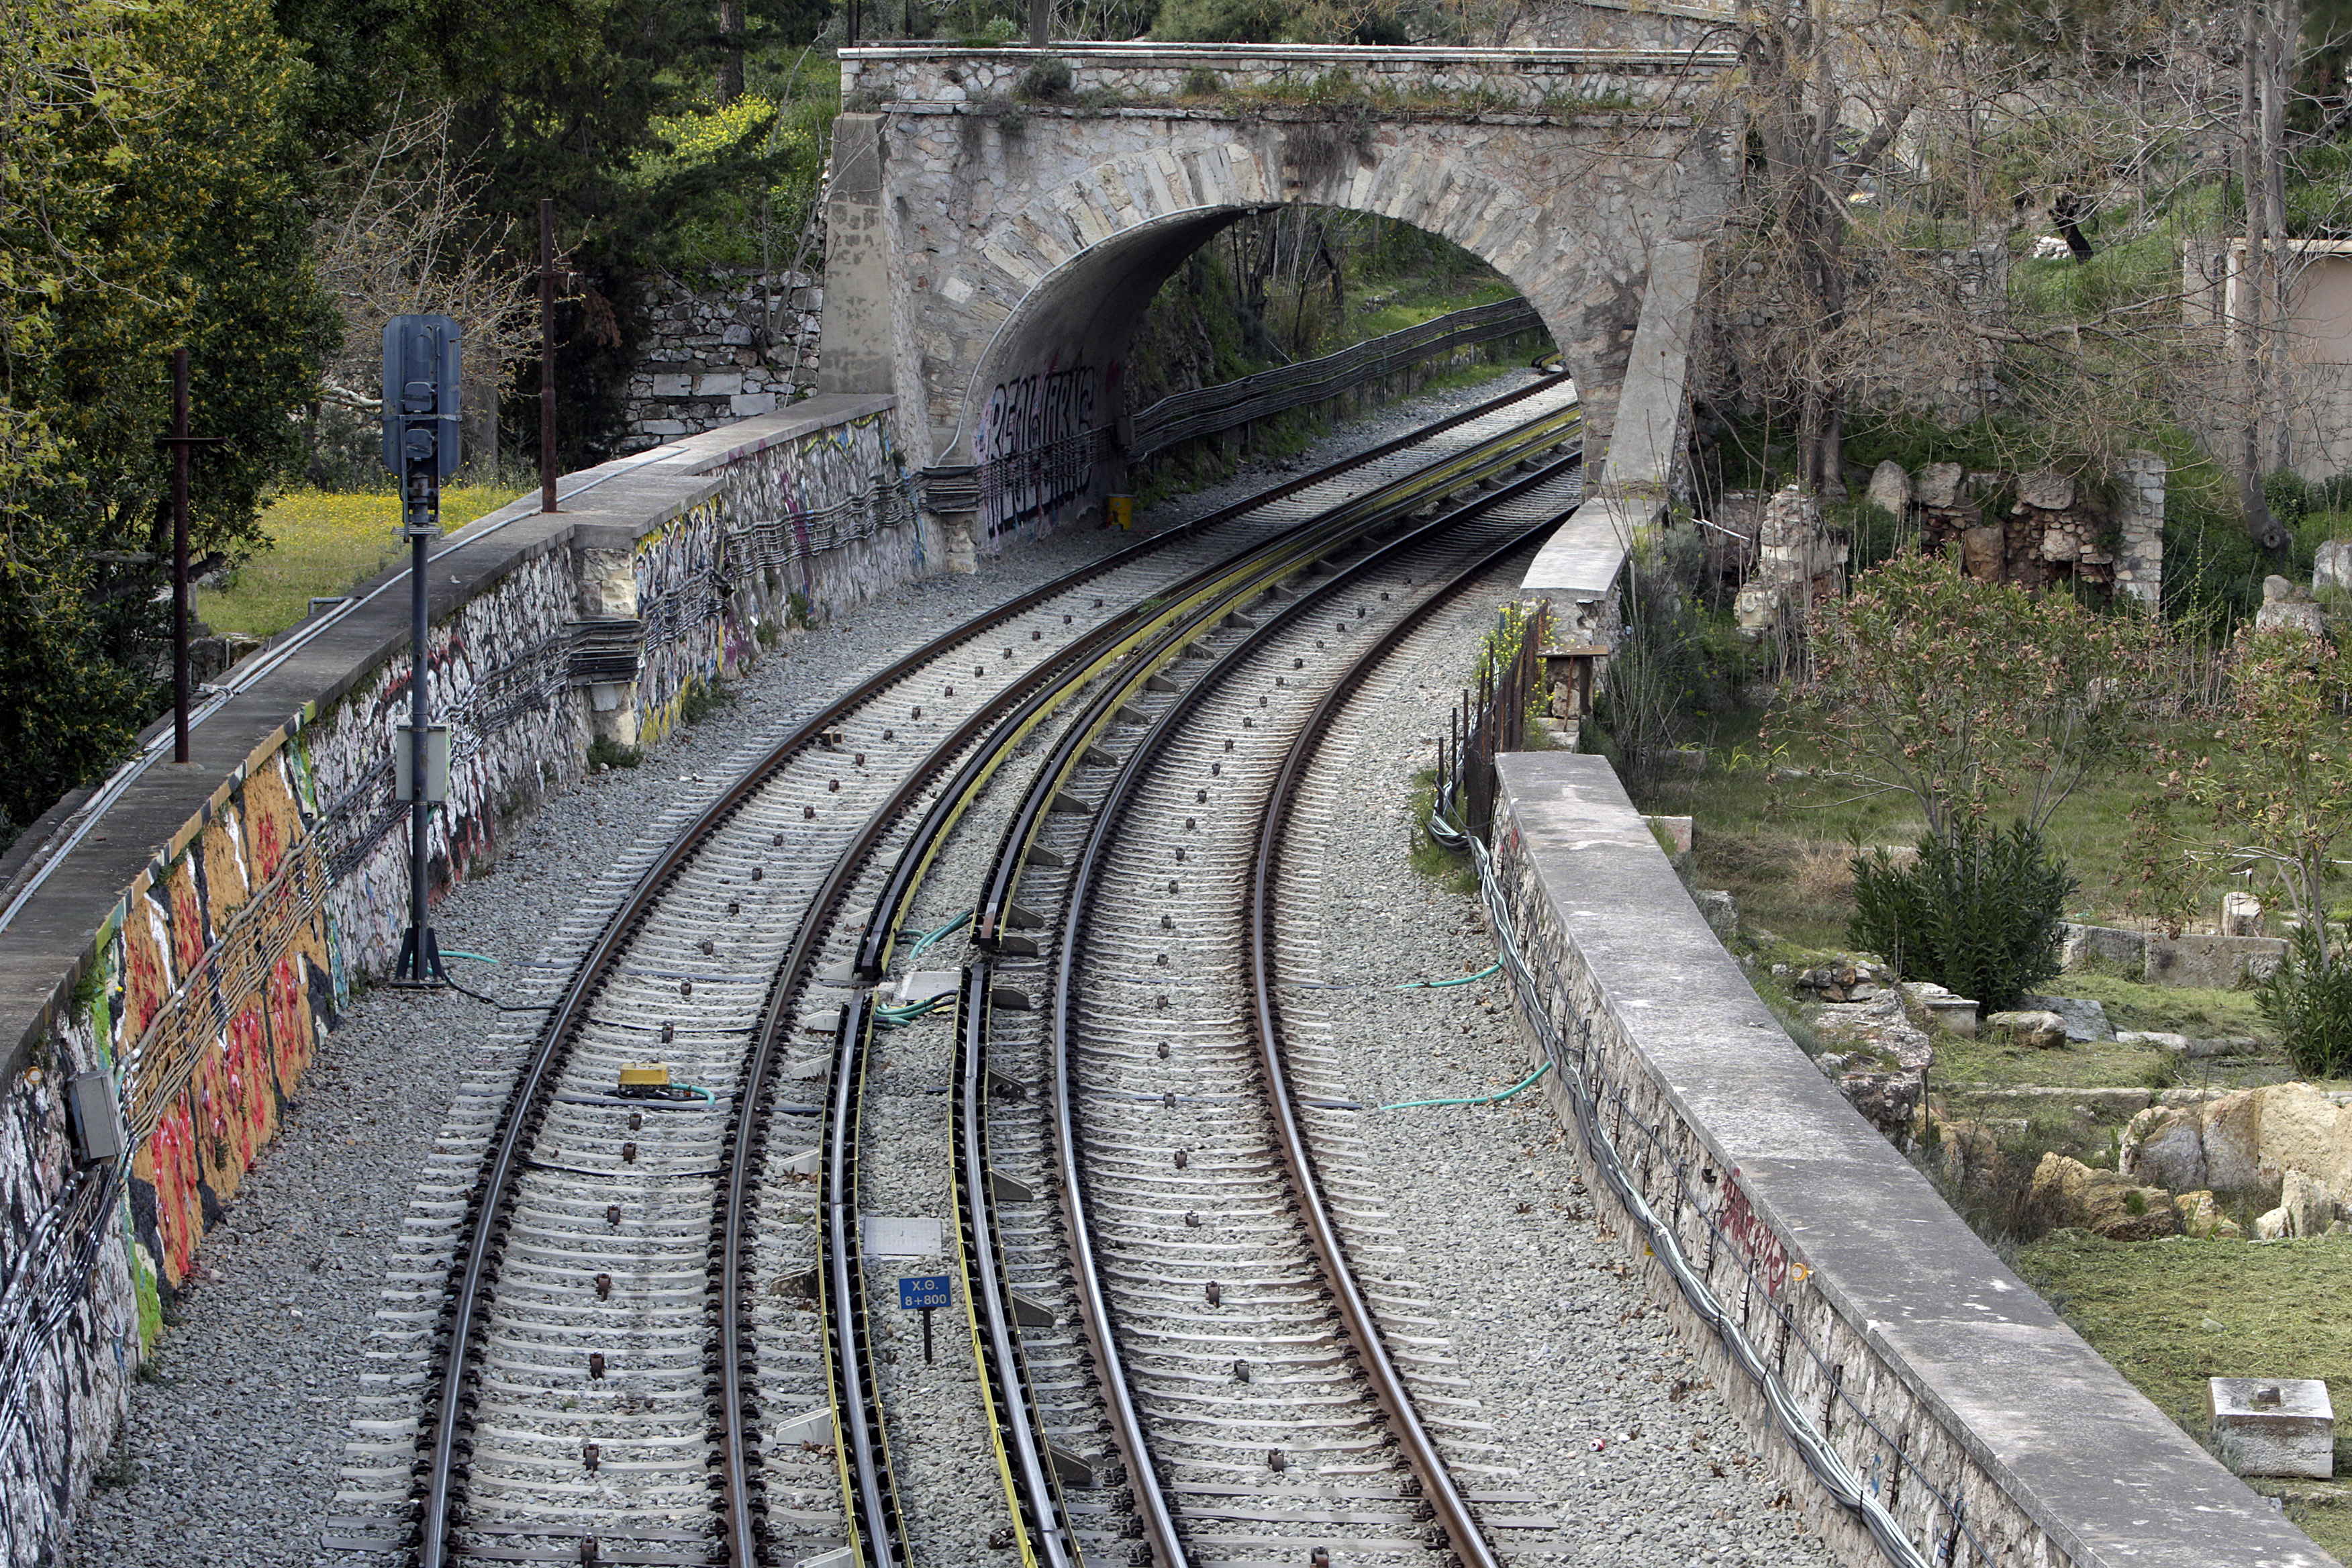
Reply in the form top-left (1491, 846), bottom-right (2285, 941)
top-left (0, 0), bottom-right (331, 835)
top-left (2130, 624), bottom-right (2351, 955)
top-left (1768, 550), bottom-right (2159, 848)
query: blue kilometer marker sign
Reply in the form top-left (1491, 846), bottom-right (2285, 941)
top-left (898, 1275), bottom-right (952, 1310)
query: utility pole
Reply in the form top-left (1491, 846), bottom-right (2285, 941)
top-left (383, 315), bottom-right (461, 985)
top-left (155, 349), bottom-right (224, 765)
top-left (540, 200), bottom-right (560, 514)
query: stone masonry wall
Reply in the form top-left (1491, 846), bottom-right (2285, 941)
top-left (0, 394), bottom-right (913, 1568)
top-left (622, 271), bottom-right (827, 452)
top-left (1487, 752), bottom-right (2326, 1568)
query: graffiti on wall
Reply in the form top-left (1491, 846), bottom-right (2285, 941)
top-left (635, 495), bottom-right (732, 746)
top-left (719, 409), bottom-right (918, 616)
top-left (973, 354), bottom-right (1110, 543)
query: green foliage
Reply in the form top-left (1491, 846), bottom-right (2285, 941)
top-left (1016, 56), bottom-right (1073, 102)
top-left (586, 735), bottom-right (642, 769)
top-left (1849, 818), bottom-right (2075, 1014)
top-left (2263, 469), bottom-right (2311, 527)
top-left (2132, 625), bottom-right (2352, 952)
top-left (2257, 921), bottom-right (2352, 1077)
top-left (1, 0), bottom-right (332, 832)
top-left (1772, 551), bottom-right (2161, 848)
top-left (676, 675), bottom-right (732, 726)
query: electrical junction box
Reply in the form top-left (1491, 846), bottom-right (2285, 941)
top-left (65, 1071), bottom-right (124, 1163)
top-left (394, 722), bottom-right (451, 803)
top-left (380, 314), bottom-right (462, 478)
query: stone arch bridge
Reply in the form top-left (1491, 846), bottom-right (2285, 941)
top-left (812, 40), bottom-right (1734, 545)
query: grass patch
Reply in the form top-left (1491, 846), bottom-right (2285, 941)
top-left (2012, 1228), bottom-right (2352, 1560)
top-left (586, 736), bottom-right (642, 770)
top-left (1405, 769), bottom-right (1477, 894)
top-left (205, 484), bottom-right (531, 638)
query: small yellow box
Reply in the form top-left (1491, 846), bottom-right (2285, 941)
top-left (618, 1063), bottom-right (673, 1088)
top-left (1106, 494), bottom-right (1133, 530)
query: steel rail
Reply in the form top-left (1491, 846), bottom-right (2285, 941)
top-left (1246, 524), bottom-right (1562, 1568)
top-left (952, 960), bottom-right (1077, 1568)
top-left (973, 398), bottom-right (1584, 948)
top-left (415, 372), bottom-right (1569, 1568)
top-left (1024, 446), bottom-right (1584, 1568)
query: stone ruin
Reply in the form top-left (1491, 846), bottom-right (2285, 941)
top-left (1889, 453), bottom-right (2165, 605)
top-left (1710, 452), bottom-right (2167, 639)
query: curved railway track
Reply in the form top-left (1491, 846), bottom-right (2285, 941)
top-left (372, 372), bottom-right (1581, 1568)
top-left (950, 444), bottom-right (1588, 1567)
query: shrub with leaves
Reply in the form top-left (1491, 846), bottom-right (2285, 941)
top-left (1850, 818), bottom-right (2075, 1014)
top-left (2257, 922), bottom-right (2352, 1078)
top-left (1771, 550), bottom-right (2159, 848)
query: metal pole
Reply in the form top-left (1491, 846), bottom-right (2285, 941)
top-left (170, 349), bottom-right (192, 765)
top-left (399, 430), bottom-right (444, 983)
top-left (540, 199), bottom-right (558, 513)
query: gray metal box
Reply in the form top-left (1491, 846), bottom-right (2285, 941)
top-left (66, 1071), bottom-right (123, 1163)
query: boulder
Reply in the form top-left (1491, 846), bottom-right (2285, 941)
top-left (2254, 1206), bottom-right (2291, 1240)
top-left (1900, 981), bottom-right (1979, 1036)
top-left (2283, 1167), bottom-right (2337, 1237)
top-left (2031, 1153), bottom-right (2182, 1240)
top-left (1694, 888), bottom-right (1739, 940)
top-left (2255, 597), bottom-right (2326, 638)
top-left (1916, 462), bottom-right (1966, 509)
top-left (2016, 469), bottom-right (2075, 510)
top-left (1987, 1009), bottom-right (2069, 1049)
top-left (2020, 995), bottom-right (2112, 1042)
top-left (2120, 1083), bottom-right (2352, 1210)
top-left (1865, 460), bottom-right (1912, 518)
top-left (2317, 538), bottom-right (2352, 593)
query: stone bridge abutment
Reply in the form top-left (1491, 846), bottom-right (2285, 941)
top-left (815, 43), bottom-right (1733, 545)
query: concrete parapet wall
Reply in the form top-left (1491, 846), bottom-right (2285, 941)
top-left (0, 393), bottom-right (914, 1567)
top-left (1489, 750), bottom-right (2327, 1568)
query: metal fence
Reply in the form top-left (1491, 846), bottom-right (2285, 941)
top-left (1435, 598), bottom-right (1550, 841)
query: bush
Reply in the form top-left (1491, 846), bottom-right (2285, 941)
top-left (2265, 469), bottom-right (2312, 526)
top-left (2257, 923), bottom-right (2352, 1077)
top-left (1850, 819), bottom-right (2075, 1014)
top-left (1016, 57), bottom-right (1073, 103)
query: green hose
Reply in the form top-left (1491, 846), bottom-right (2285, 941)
top-left (1375, 1059), bottom-right (1551, 1112)
top-left (1394, 961), bottom-right (1500, 990)
top-left (905, 910), bottom-right (971, 963)
top-left (441, 950), bottom-right (498, 964)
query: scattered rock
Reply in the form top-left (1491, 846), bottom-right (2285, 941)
top-left (2020, 995), bottom-right (2111, 1042)
top-left (2255, 1206), bottom-right (2291, 1241)
top-left (1838, 1069), bottom-right (1924, 1138)
top-left (2121, 1082), bottom-right (2352, 1206)
top-left (2222, 891), bottom-right (2265, 938)
top-left (2030, 1153), bottom-right (2181, 1240)
top-left (2060, 922), bottom-right (2147, 971)
top-left (1986, 1009), bottom-right (2069, 1050)
top-left (1693, 888), bottom-right (1738, 940)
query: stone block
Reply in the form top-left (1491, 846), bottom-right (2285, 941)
top-left (650, 373), bottom-right (692, 397)
top-left (641, 419), bottom-right (687, 437)
top-left (1643, 814), bottom-right (1693, 853)
top-left (1960, 523), bottom-right (2006, 581)
top-left (2030, 1153), bottom-right (2179, 1238)
top-left (1865, 460), bottom-right (1911, 517)
top-left (721, 324), bottom-right (754, 346)
top-left (1922, 465), bottom-right (1976, 522)
top-left (2145, 932), bottom-right (2287, 988)
top-left (730, 393), bottom-right (777, 417)
top-left (2208, 1379), bottom-right (2333, 1479)
top-left (2016, 469), bottom-right (2074, 510)
top-left (2061, 922), bottom-right (2146, 970)
top-left (2317, 538), bottom-right (2352, 593)
top-left (2222, 892), bottom-right (2264, 937)
top-left (2283, 1167), bottom-right (2337, 1236)
top-left (1902, 981), bottom-right (1979, 1036)
top-left (2255, 598), bottom-right (2326, 638)
top-left (695, 371), bottom-right (744, 396)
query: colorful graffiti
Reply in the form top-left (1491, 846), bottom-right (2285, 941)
top-left (973, 354), bottom-right (1109, 542)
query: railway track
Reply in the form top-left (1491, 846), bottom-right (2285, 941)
top-left (944, 443), bottom-right (1589, 1566)
top-left (330, 371), bottom-right (1581, 1568)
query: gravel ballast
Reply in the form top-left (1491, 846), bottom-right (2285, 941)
top-left (55, 376), bottom-right (1540, 1568)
